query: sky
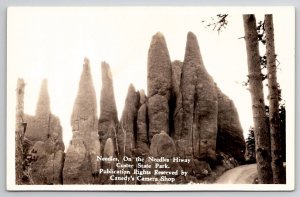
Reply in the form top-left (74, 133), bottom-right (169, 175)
top-left (7, 7), bottom-right (295, 149)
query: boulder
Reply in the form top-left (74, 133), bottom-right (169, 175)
top-left (99, 138), bottom-right (116, 184)
top-left (145, 131), bottom-right (184, 184)
top-left (149, 131), bottom-right (177, 157)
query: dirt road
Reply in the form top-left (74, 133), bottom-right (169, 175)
top-left (215, 164), bottom-right (257, 184)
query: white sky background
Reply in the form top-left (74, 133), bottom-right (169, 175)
top-left (7, 7), bottom-right (294, 150)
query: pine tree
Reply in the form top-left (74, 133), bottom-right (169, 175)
top-left (243, 14), bottom-right (273, 184)
top-left (245, 127), bottom-right (256, 163)
top-left (265, 14), bottom-right (285, 184)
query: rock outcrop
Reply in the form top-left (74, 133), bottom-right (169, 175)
top-left (179, 32), bottom-right (218, 162)
top-left (171, 60), bottom-right (183, 138)
top-left (29, 141), bottom-right (64, 184)
top-left (117, 84), bottom-right (140, 159)
top-left (98, 62), bottom-right (118, 155)
top-left (216, 87), bottom-right (246, 162)
top-left (116, 84), bottom-right (140, 184)
top-left (147, 32), bottom-right (172, 140)
top-left (102, 32), bottom-right (244, 184)
top-left (16, 32), bottom-right (246, 185)
top-left (135, 90), bottom-right (149, 157)
top-left (25, 80), bottom-right (64, 151)
top-left (63, 58), bottom-right (100, 184)
top-left (22, 79), bottom-right (65, 184)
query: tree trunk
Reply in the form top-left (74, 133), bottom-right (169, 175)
top-left (265, 14), bottom-right (285, 184)
top-left (243, 14), bottom-right (273, 184)
top-left (15, 78), bottom-right (25, 184)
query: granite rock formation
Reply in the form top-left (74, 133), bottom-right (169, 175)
top-left (63, 58), bottom-right (101, 184)
top-left (216, 87), bottom-right (246, 162)
top-left (143, 131), bottom-right (184, 184)
top-left (171, 60), bottom-right (183, 138)
top-left (117, 84), bottom-right (140, 159)
top-left (180, 32), bottom-right (218, 162)
top-left (29, 141), bottom-right (64, 184)
top-left (147, 32), bottom-right (172, 140)
top-left (115, 84), bottom-right (140, 184)
top-left (16, 32), bottom-right (246, 185)
top-left (99, 138), bottom-right (116, 184)
top-left (25, 80), bottom-right (64, 151)
top-left (98, 62), bottom-right (119, 154)
top-left (135, 90), bottom-right (149, 157)
top-left (22, 79), bottom-right (65, 184)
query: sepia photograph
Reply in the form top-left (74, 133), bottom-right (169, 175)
top-left (6, 6), bottom-right (295, 191)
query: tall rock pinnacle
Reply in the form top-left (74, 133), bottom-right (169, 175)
top-left (71, 57), bottom-right (98, 133)
top-left (135, 89), bottom-right (149, 156)
top-left (25, 79), bottom-right (64, 147)
top-left (63, 58), bottom-right (101, 184)
top-left (98, 61), bottom-right (118, 154)
top-left (15, 33), bottom-right (247, 185)
top-left (117, 84), bottom-right (139, 158)
top-left (147, 32), bottom-right (172, 139)
top-left (22, 79), bottom-right (65, 184)
top-left (180, 32), bottom-right (218, 161)
top-left (35, 79), bottom-right (50, 116)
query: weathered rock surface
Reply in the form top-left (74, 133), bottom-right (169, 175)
top-left (171, 60), bottom-right (193, 174)
top-left (149, 131), bottom-right (176, 157)
top-left (135, 90), bottom-right (149, 157)
top-left (62, 133), bottom-right (91, 184)
top-left (22, 79), bottom-right (65, 184)
top-left (216, 87), bottom-right (246, 162)
top-left (147, 32), bottom-right (172, 139)
top-left (117, 84), bottom-right (140, 158)
top-left (175, 32), bottom-right (218, 164)
top-left (63, 58), bottom-right (101, 184)
top-left (170, 60), bottom-right (183, 139)
top-left (103, 138), bottom-right (115, 161)
top-left (98, 62), bottom-right (118, 155)
top-left (29, 141), bottom-right (64, 184)
top-left (16, 32), bottom-right (247, 185)
top-left (99, 138), bottom-right (116, 184)
top-left (145, 131), bottom-right (184, 184)
top-left (24, 80), bottom-right (64, 151)
top-left (115, 84), bottom-right (140, 184)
